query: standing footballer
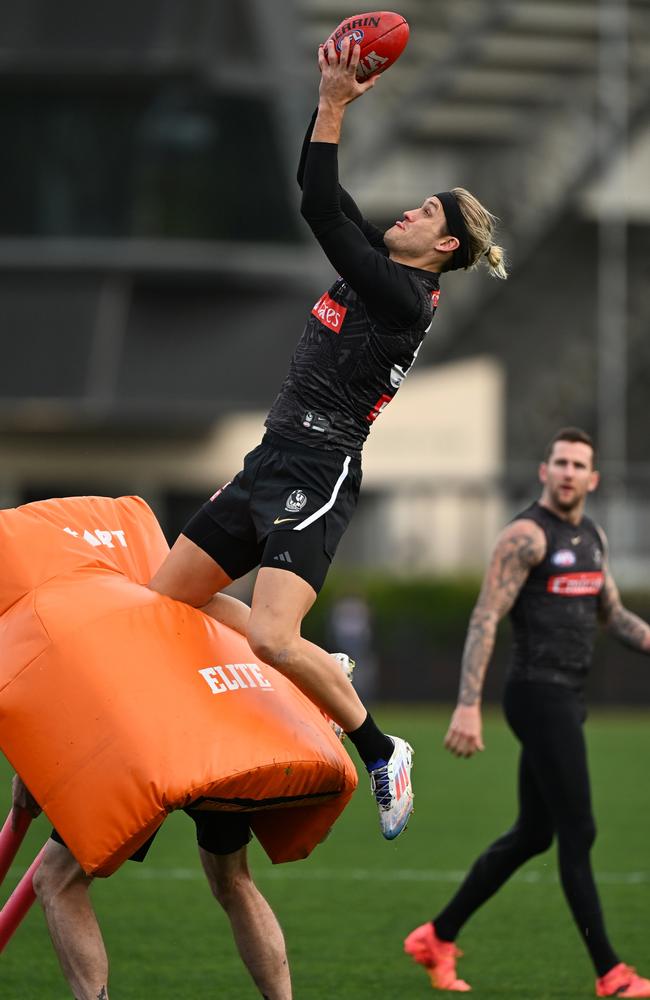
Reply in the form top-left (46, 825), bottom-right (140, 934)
top-left (405, 427), bottom-right (650, 996)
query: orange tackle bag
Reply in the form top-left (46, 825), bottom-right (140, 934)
top-left (0, 496), bottom-right (357, 875)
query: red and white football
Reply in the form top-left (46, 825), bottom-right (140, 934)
top-left (325, 11), bottom-right (410, 81)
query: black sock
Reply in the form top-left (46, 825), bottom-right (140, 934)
top-left (346, 713), bottom-right (394, 768)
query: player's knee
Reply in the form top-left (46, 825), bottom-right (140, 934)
top-left (578, 815), bottom-right (597, 850)
top-left (524, 825), bottom-right (554, 857)
top-left (246, 623), bottom-right (297, 673)
top-left (557, 815), bottom-right (597, 860)
top-left (32, 861), bottom-right (53, 905)
top-left (504, 822), bottom-right (553, 859)
top-left (246, 627), bottom-right (281, 666)
top-left (33, 849), bottom-right (85, 906)
top-left (210, 869), bottom-right (255, 911)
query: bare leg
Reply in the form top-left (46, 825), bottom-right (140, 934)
top-left (149, 536), bottom-right (251, 634)
top-left (247, 567), bottom-right (366, 731)
top-left (33, 840), bottom-right (109, 1000)
top-left (149, 538), bottom-right (364, 730)
top-left (201, 592), bottom-right (251, 636)
top-left (200, 847), bottom-right (292, 1000)
top-left (149, 535), bottom-right (233, 606)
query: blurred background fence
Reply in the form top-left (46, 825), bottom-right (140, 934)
top-left (1, 0), bottom-right (649, 701)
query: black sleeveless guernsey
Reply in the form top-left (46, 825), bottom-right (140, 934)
top-left (507, 502), bottom-right (605, 690)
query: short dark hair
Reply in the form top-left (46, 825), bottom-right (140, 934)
top-left (545, 427), bottom-right (597, 467)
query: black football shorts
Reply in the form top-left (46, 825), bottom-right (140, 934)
top-left (183, 431), bottom-right (362, 593)
top-left (50, 809), bottom-right (252, 862)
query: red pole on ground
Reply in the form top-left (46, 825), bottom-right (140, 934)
top-left (0, 845), bottom-right (46, 953)
top-left (0, 807), bottom-right (32, 887)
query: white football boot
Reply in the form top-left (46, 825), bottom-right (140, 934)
top-left (368, 736), bottom-right (414, 840)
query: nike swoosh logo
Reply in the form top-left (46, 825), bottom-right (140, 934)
top-left (273, 516), bottom-right (299, 525)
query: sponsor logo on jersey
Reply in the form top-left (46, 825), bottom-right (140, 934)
top-left (592, 546), bottom-right (603, 566)
top-left (198, 663), bottom-right (274, 695)
top-left (285, 489), bottom-right (307, 513)
top-left (547, 572), bottom-right (604, 596)
top-left (63, 526), bottom-right (127, 548)
top-left (551, 548), bottom-right (577, 567)
top-left (312, 292), bottom-right (347, 333)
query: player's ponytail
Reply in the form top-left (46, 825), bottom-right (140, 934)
top-left (451, 187), bottom-right (508, 280)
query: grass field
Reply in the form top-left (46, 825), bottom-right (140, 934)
top-left (1, 706), bottom-right (649, 999)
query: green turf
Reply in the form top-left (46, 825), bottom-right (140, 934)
top-left (1, 706), bottom-right (648, 998)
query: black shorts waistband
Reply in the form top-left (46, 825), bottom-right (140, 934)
top-left (262, 430), bottom-right (361, 469)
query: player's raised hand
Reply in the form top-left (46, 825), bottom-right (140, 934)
top-left (444, 704), bottom-right (485, 758)
top-left (318, 37), bottom-right (379, 105)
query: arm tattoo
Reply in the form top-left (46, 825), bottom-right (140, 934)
top-left (608, 606), bottom-right (650, 652)
top-left (96, 989), bottom-right (108, 1000)
top-left (492, 533), bottom-right (539, 603)
top-left (458, 607), bottom-right (498, 706)
top-left (457, 527), bottom-right (542, 706)
top-left (599, 569), bottom-right (650, 653)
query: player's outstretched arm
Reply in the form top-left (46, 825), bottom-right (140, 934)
top-left (597, 536), bottom-right (650, 653)
top-left (444, 520), bottom-right (546, 758)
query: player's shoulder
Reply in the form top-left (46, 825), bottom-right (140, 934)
top-left (399, 267), bottom-right (440, 323)
top-left (494, 517), bottom-right (547, 566)
top-left (584, 515), bottom-right (608, 552)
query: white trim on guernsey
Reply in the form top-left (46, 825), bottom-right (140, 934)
top-left (293, 456), bottom-right (351, 531)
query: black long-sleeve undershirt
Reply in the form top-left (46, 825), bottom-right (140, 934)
top-left (297, 112), bottom-right (429, 330)
top-left (296, 110), bottom-right (385, 246)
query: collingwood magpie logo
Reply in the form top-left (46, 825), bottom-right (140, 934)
top-left (285, 490), bottom-right (307, 513)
